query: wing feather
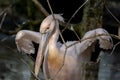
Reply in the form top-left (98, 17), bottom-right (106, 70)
top-left (15, 30), bottom-right (41, 54)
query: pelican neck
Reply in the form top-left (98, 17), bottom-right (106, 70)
top-left (48, 21), bottom-right (60, 52)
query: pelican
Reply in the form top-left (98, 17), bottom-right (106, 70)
top-left (37, 14), bottom-right (113, 80)
top-left (15, 14), bottom-right (113, 80)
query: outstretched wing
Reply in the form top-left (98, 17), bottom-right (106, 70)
top-left (59, 28), bottom-right (113, 58)
top-left (15, 30), bottom-right (41, 54)
top-left (77, 28), bottom-right (113, 62)
top-left (81, 28), bottom-right (113, 50)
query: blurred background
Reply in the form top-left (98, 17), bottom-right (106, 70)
top-left (0, 0), bottom-right (120, 80)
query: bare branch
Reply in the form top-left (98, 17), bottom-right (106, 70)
top-left (21, 58), bottom-right (41, 80)
top-left (0, 12), bottom-right (7, 29)
top-left (62, 0), bottom-right (89, 32)
top-left (32, 0), bottom-right (49, 16)
top-left (105, 5), bottom-right (120, 25)
top-left (110, 41), bottom-right (120, 55)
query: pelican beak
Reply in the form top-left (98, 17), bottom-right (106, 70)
top-left (34, 32), bottom-right (50, 77)
top-left (40, 32), bottom-right (50, 55)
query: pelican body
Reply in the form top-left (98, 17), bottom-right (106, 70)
top-left (15, 14), bottom-right (113, 80)
top-left (38, 14), bottom-right (113, 80)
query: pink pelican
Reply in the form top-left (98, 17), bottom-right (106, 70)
top-left (36, 14), bottom-right (113, 80)
top-left (15, 14), bottom-right (113, 80)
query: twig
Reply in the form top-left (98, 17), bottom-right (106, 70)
top-left (32, 0), bottom-right (76, 33)
top-left (70, 26), bottom-right (81, 41)
top-left (0, 11), bottom-right (5, 16)
top-left (0, 5), bottom-right (12, 16)
top-left (0, 12), bottom-right (7, 29)
top-left (46, 0), bottom-right (55, 20)
top-left (32, 0), bottom-right (49, 16)
top-left (51, 32), bottom-right (67, 80)
top-left (46, 0), bottom-right (67, 47)
top-left (62, 0), bottom-right (89, 32)
top-left (110, 34), bottom-right (120, 40)
top-left (110, 41), bottom-right (120, 55)
top-left (66, 33), bottom-right (120, 48)
top-left (46, 1), bottom-right (69, 80)
top-left (105, 5), bottom-right (120, 25)
top-left (21, 58), bottom-right (41, 80)
top-left (59, 31), bottom-right (67, 47)
top-left (61, 0), bottom-right (89, 43)
top-left (51, 47), bottom-right (67, 80)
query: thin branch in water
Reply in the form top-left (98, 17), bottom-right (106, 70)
top-left (21, 59), bottom-right (41, 80)
top-left (0, 12), bottom-right (7, 29)
top-left (1, 43), bottom-right (17, 54)
top-left (0, 11), bottom-right (5, 16)
top-left (1, 42), bottom-right (41, 80)
top-left (0, 5), bottom-right (12, 16)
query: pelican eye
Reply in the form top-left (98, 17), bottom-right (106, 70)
top-left (43, 27), bottom-right (50, 33)
top-left (46, 27), bottom-right (49, 30)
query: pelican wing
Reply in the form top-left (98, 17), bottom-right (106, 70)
top-left (82, 28), bottom-right (113, 50)
top-left (95, 28), bottom-right (113, 49)
top-left (15, 30), bottom-right (41, 54)
top-left (60, 28), bottom-right (113, 58)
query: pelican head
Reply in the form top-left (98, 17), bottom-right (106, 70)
top-left (40, 14), bottom-right (64, 34)
top-left (39, 14), bottom-right (64, 54)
